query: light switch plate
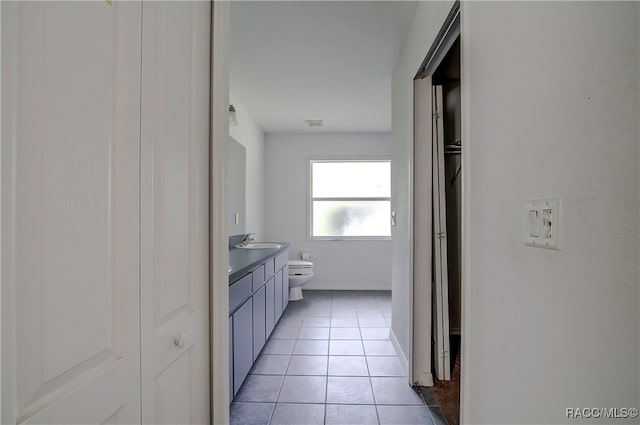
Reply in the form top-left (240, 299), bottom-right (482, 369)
top-left (524, 198), bottom-right (561, 250)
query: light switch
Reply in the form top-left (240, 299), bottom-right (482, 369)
top-left (528, 210), bottom-right (539, 237)
top-left (524, 198), bottom-right (561, 250)
top-left (542, 209), bottom-right (553, 238)
top-left (234, 212), bottom-right (240, 224)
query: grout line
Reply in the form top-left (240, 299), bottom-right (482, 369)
top-left (265, 312), bottom-right (293, 425)
top-left (363, 311), bottom-right (383, 425)
top-left (234, 292), bottom-right (392, 425)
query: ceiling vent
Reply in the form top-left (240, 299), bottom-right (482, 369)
top-left (305, 120), bottom-right (324, 127)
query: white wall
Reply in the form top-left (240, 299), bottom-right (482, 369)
top-left (461, 2), bottom-right (639, 423)
top-left (264, 133), bottom-right (392, 290)
top-left (229, 97), bottom-right (265, 240)
top-left (390, 0), bottom-right (454, 375)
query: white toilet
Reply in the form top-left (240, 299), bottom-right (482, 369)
top-left (288, 260), bottom-right (314, 301)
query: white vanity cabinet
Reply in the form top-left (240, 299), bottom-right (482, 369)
top-left (228, 247), bottom-right (289, 400)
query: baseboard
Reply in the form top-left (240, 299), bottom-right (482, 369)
top-left (389, 328), bottom-right (409, 378)
top-left (389, 328), bottom-right (434, 387)
top-left (303, 285), bottom-right (392, 291)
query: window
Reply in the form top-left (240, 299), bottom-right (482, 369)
top-left (310, 160), bottom-right (391, 239)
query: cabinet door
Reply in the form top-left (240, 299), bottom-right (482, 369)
top-left (265, 258), bottom-right (275, 281)
top-left (232, 300), bottom-right (253, 396)
top-left (1, 2), bottom-right (142, 423)
top-left (252, 286), bottom-right (267, 360)
top-left (140, 1), bottom-right (211, 423)
top-left (252, 265), bottom-right (266, 291)
top-left (283, 265), bottom-right (290, 310)
top-left (265, 277), bottom-right (276, 337)
top-left (229, 317), bottom-right (234, 402)
top-left (275, 251), bottom-right (288, 271)
top-left (275, 270), bottom-right (284, 322)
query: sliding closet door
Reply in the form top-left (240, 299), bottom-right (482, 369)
top-left (432, 85), bottom-right (451, 381)
top-left (140, 1), bottom-right (211, 423)
top-left (1, 2), bottom-right (142, 423)
top-left (412, 77), bottom-right (434, 386)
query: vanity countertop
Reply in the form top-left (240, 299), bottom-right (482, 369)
top-left (228, 242), bottom-right (289, 284)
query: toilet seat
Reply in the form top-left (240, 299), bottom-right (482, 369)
top-left (288, 260), bottom-right (313, 268)
top-left (288, 260), bottom-right (313, 276)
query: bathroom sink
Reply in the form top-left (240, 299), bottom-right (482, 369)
top-left (235, 242), bottom-right (282, 249)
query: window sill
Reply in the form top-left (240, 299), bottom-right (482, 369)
top-left (309, 236), bottom-right (392, 241)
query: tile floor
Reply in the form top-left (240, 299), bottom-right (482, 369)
top-left (230, 290), bottom-right (446, 425)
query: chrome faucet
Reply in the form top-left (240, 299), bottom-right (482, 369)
top-left (239, 233), bottom-right (255, 247)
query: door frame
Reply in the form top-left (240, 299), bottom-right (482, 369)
top-left (410, 0), bottom-right (473, 423)
top-left (209, 1), bottom-right (231, 424)
top-left (410, 0), bottom-right (464, 415)
top-left (460, 3), bottom-right (472, 422)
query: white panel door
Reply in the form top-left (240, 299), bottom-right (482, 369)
top-left (1, 2), bottom-right (142, 423)
top-left (432, 85), bottom-right (451, 381)
top-left (412, 77), bottom-right (434, 387)
top-left (140, 2), bottom-right (211, 423)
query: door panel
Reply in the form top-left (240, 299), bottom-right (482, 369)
top-left (432, 85), bottom-right (451, 381)
top-left (412, 77), bottom-right (434, 387)
top-left (153, 351), bottom-right (192, 425)
top-left (1, 2), bottom-right (142, 423)
top-left (140, 1), bottom-right (211, 423)
top-left (147, 4), bottom-right (191, 325)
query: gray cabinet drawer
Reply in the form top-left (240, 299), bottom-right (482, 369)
top-left (229, 273), bottom-right (252, 312)
top-left (252, 265), bottom-right (266, 291)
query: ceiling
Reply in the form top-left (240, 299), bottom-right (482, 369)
top-left (229, 1), bottom-right (419, 133)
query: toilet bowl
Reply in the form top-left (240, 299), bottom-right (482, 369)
top-left (288, 260), bottom-right (314, 301)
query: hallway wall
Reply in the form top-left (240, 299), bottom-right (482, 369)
top-left (392, 1), bottom-right (638, 423)
top-left (461, 2), bottom-right (639, 423)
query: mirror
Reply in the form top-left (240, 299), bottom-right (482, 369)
top-left (227, 137), bottom-right (246, 236)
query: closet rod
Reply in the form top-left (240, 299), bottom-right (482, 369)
top-left (444, 146), bottom-right (461, 155)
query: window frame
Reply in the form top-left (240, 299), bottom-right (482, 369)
top-left (308, 157), bottom-right (392, 241)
